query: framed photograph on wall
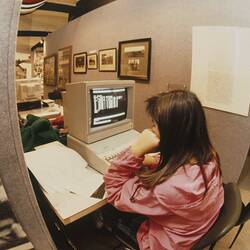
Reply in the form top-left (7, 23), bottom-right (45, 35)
top-left (73, 52), bottom-right (87, 74)
top-left (43, 54), bottom-right (57, 86)
top-left (98, 48), bottom-right (117, 72)
top-left (57, 46), bottom-right (72, 89)
top-left (118, 38), bottom-right (152, 81)
top-left (87, 53), bottom-right (98, 69)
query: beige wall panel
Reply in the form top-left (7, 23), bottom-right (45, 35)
top-left (0, 1), bottom-right (56, 249)
top-left (45, 0), bottom-right (250, 182)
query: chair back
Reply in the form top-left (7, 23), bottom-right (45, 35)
top-left (237, 202), bottom-right (250, 225)
top-left (192, 183), bottom-right (242, 250)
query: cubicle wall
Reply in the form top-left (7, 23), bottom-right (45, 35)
top-left (205, 107), bottom-right (250, 182)
top-left (0, 1), bottom-right (56, 249)
top-left (45, 0), bottom-right (250, 183)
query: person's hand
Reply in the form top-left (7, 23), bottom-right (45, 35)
top-left (143, 152), bottom-right (160, 167)
top-left (131, 129), bottom-right (160, 157)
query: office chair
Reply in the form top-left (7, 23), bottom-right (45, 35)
top-left (111, 215), bottom-right (140, 250)
top-left (229, 201), bottom-right (250, 248)
top-left (113, 232), bottom-right (138, 250)
top-left (191, 182), bottom-right (242, 250)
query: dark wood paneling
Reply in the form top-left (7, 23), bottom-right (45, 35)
top-left (69, 0), bottom-right (117, 21)
top-left (39, 2), bottom-right (75, 13)
top-left (18, 30), bottom-right (50, 37)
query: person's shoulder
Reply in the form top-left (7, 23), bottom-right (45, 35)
top-left (154, 161), bottom-right (219, 208)
top-left (202, 159), bottom-right (220, 177)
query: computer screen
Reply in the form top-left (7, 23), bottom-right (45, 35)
top-left (90, 88), bottom-right (127, 128)
top-left (65, 80), bottom-right (135, 143)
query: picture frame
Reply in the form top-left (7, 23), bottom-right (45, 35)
top-left (98, 48), bottom-right (117, 72)
top-left (43, 54), bottom-right (57, 86)
top-left (33, 46), bottom-right (44, 78)
top-left (73, 52), bottom-right (87, 74)
top-left (57, 46), bottom-right (72, 89)
top-left (87, 53), bottom-right (98, 70)
top-left (118, 38), bottom-right (152, 81)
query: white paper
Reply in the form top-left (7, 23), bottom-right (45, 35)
top-left (24, 142), bottom-right (105, 220)
top-left (46, 191), bottom-right (106, 220)
top-left (191, 26), bottom-right (250, 116)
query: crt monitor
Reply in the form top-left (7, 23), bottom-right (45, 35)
top-left (90, 87), bottom-right (127, 127)
top-left (65, 80), bottom-right (135, 143)
top-left (16, 78), bottom-right (43, 102)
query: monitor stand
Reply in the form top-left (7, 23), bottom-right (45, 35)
top-left (67, 129), bottom-right (139, 174)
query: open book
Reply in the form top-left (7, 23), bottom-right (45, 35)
top-left (24, 141), bottom-right (106, 225)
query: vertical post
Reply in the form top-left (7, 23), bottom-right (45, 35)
top-left (0, 1), bottom-right (57, 249)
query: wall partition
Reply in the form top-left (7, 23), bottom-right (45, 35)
top-left (0, 0), bottom-right (56, 249)
top-left (45, 0), bottom-right (250, 183)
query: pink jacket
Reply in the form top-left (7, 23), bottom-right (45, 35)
top-left (104, 147), bottom-right (224, 250)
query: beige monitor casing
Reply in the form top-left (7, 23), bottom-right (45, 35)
top-left (65, 80), bottom-right (135, 144)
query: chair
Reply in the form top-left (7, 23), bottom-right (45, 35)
top-left (229, 201), bottom-right (250, 248)
top-left (111, 214), bottom-right (140, 250)
top-left (191, 183), bottom-right (243, 250)
top-left (113, 230), bottom-right (138, 250)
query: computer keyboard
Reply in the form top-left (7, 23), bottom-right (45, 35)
top-left (104, 152), bottom-right (121, 163)
top-left (102, 144), bottom-right (130, 163)
top-left (68, 129), bottom-right (140, 174)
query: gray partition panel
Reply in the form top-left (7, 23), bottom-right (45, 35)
top-left (44, 0), bottom-right (250, 182)
top-left (0, 1), bottom-right (56, 249)
top-left (205, 107), bottom-right (250, 183)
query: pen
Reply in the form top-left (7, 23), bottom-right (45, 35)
top-left (65, 189), bottom-right (76, 194)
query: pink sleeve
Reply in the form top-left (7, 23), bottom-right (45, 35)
top-left (103, 147), bottom-right (167, 216)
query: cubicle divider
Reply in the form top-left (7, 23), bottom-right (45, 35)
top-left (0, 1), bottom-right (56, 249)
top-left (205, 107), bottom-right (250, 183)
top-left (45, 0), bottom-right (250, 183)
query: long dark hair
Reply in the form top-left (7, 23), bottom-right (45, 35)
top-left (138, 90), bottom-right (220, 188)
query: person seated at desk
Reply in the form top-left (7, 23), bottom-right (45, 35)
top-left (104, 90), bottom-right (224, 250)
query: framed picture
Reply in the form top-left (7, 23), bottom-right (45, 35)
top-left (98, 48), bottom-right (117, 72)
top-left (73, 52), bottom-right (87, 74)
top-left (43, 54), bottom-right (57, 86)
top-left (87, 53), bottom-right (98, 69)
top-left (57, 46), bottom-right (72, 89)
top-left (33, 47), bottom-right (44, 78)
top-left (118, 38), bottom-right (152, 81)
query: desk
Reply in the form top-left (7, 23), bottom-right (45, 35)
top-left (19, 104), bottom-right (63, 120)
top-left (24, 142), bottom-right (107, 226)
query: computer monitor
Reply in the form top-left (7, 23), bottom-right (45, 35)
top-left (16, 78), bottom-right (43, 102)
top-left (65, 80), bottom-right (135, 144)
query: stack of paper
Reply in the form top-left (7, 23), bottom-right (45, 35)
top-left (24, 141), bottom-right (106, 224)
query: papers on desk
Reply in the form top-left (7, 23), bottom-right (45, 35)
top-left (24, 141), bottom-right (106, 224)
top-left (19, 105), bottom-right (63, 120)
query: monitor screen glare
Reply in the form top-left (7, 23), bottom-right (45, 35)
top-left (90, 88), bottom-right (128, 127)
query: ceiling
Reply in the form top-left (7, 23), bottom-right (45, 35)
top-left (17, 0), bottom-right (78, 53)
top-left (17, 0), bottom-right (116, 53)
